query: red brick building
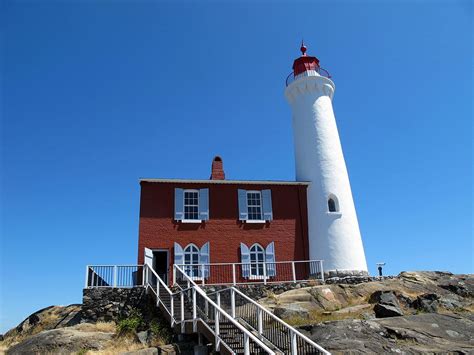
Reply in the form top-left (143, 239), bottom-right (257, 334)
top-left (137, 156), bottom-right (311, 285)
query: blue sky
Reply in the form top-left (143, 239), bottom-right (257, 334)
top-left (1, 0), bottom-right (472, 333)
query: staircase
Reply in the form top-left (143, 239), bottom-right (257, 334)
top-left (143, 265), bottom-right (329, 354)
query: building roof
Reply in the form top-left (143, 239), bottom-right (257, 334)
top-left (139, 178), bottom-right (310, 186)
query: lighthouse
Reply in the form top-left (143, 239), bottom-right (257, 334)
top-left (285, 43), bottom-right (368, 276)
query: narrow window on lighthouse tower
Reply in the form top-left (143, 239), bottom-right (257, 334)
top-left (328, 195), bottom-right (339, 213)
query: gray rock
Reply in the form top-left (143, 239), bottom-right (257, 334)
top-left (157, 344), bottom-right (176, 354)
top-left (6, 327), bottom-right (113, 354)
top-left (437, 275), bottom-right (474, 298)
top-left (413, 293), bottom-right (439, 313)
top-left (3, 305), bottom-right (83, 344)
top-left (137, 330), bottom-right (150, 345)
top-left (274, 304), bottom-right (310, 319)
top-left (373, 303), bottom-right (404, 318)
top-left (369, 290), bottom-right (401, 308)
top-left (439, 296), bottom-right (464, 310)
top-left (299, 313), bottom-right (474, 354)
top-left (369, 290), bottom-right (404, 317)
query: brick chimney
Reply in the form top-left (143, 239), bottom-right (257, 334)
top-left (210, 156), bottom-right (225, 180)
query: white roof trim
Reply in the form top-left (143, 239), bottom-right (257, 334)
top-left (139, 178), bottom-right (310, 186)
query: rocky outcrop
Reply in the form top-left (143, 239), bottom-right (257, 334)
top-left (6, 325), bottom-right (114, 354)
top-left (258, 271), bottom-right (473, 321)
top-left (2, 305), bottom-right (82, 348)
top-left (2, 289), bottom-right (175, 354)
top-left (2, 271), bottom-right (472, 354)
top-left (300, 313), bottom-right (474, 354)
top-left (257, 271), bottom-right (474, 353)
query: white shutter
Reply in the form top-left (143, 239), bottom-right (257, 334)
top-left (265, 242), bottom-right (276, 277)
top-left (240, 242), bottom-right (250, 278)
top-left (199, 188), bottom-right (209, 221)
top-left (262, 189), bottom-right (273, 221)
top-left (238, 189), bottom-right (248, 220)
top-left (174, 188), bottom-right (184, 220)
top-left (199, 242), bottom-right (210, 278)
top-left (174, 242), bottom-right (184, 267)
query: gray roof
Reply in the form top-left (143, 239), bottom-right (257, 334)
top-left (139, 178), bottom-right (310, 186)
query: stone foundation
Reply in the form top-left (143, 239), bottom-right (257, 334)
top-left (82, 287), bottom-right (149, 322)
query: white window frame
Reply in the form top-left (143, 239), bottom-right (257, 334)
top-left (249, 243), bottom-right (265, 279)
top-left (246, 191), bottom-right (265, 223)
top-left (183, 243), bottom-right (202, 280)
top-left (183, 189), bottom-right (201, 222)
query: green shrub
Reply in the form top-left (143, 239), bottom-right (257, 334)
top-left (117, 309), bottom-right (143, 334)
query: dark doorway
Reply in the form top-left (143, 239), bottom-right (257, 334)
top-left (153, 250), bottom-right (169, 284)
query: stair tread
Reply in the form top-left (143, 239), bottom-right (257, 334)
top-left (151, 284), bottom-right (324, 355)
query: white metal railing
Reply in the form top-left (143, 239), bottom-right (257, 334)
top-left (85, 265), bottom-right (144, 288)
top-left (143, 265), bottom-right (176, 323)
top-left (85, 264), bottom-right (328, 354)
top-left (173, 260), bottom-right (324, 286)
top-left (207, 287), bottom-right (330, 354)
top-left (173, 265), bottom-right (277, 354)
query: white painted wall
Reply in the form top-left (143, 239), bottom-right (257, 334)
top-left (285, 72), bottom-right (368, 274)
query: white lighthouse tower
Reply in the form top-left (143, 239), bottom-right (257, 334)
top-left (285, 43), bottom-right (368, 276)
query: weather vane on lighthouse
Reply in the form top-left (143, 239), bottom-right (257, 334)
top-left (300, 40), bottom-right (307, 56)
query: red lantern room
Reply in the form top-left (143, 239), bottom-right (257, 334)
top-left (286, 42), bottom-right (331, 86)
top-left (292, 42), bottom-right (320, 75)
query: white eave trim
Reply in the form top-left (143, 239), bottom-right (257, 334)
top-left (140, 178), bottom-right (310, 186)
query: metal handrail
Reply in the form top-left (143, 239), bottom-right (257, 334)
top-left (230, 287), bottom-right (330, 354)
top-left (85, 263), bottom-right (328, 354)
top-left (144, 265), bottom-right (176, 322)
top-left (85, 265), bottom-right (144, 288)
top-left (174, 259), bottom-right (325, 285)
top-left (86, 264), bottom-right (143, 267)
top-left (176, 259), bottom-right (323, 266)
top-left (145, 264), bottom-right (173, 294)
top-left (174, 265), bottom-right (276, 354)
top-left (176, 269), bottom-right (330, 354)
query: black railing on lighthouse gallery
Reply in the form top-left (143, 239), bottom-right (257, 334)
top-left (285, 67), bottom-right (332, 87)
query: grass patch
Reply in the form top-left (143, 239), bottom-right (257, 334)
top-left (86, 338), bottom-right (147, 355)
top-left (149, 319), bottom-right (172, 345)
top-left (75, 322), bottom-right (116, 333)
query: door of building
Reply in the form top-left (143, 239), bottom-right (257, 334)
top-left (153, 250), bottom-right (169, 285)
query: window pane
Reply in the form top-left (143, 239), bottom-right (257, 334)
top-left (184, 191), bottom-right (200, 220)
top-left (247, 192), bottom-right (262, 219)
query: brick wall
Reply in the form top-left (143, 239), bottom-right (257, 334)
top-left (138, 181), bottom-right (309, 284)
